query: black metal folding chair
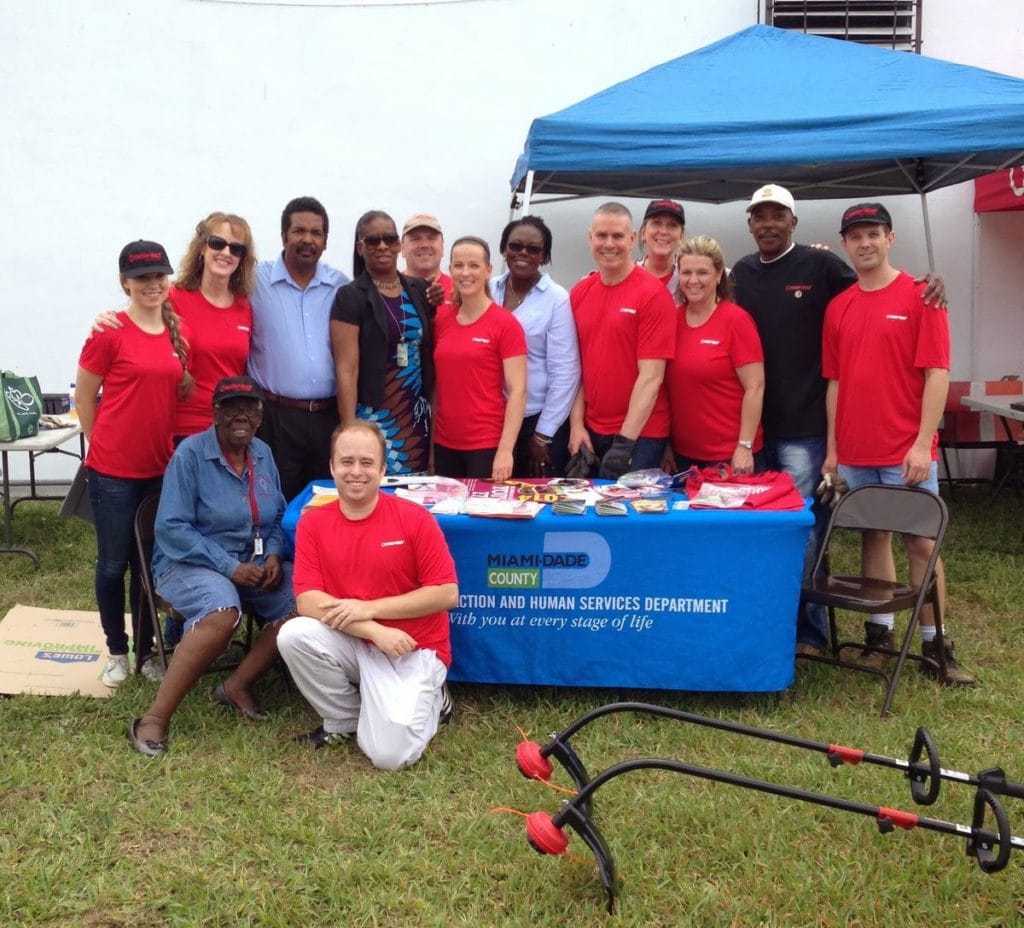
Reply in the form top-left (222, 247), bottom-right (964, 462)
top-left (130, 493), bottom-right (167, 674)
top-left (132, 493), bottom-right (253, 675)
top-left (799, 484), bottom-right (949, 717)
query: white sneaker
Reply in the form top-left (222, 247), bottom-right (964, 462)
top-left (139, 656), bottom-right (165, 683)
top-left (101, 655), bottom-right (129, 688)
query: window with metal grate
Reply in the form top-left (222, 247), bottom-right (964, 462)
top-left (766, 0), bottom-right (921, 52)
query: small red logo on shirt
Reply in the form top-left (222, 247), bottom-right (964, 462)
top-left (471, 337), bottom-right (491, 344)
top-left (619, 307), bottom-right (637, 314)
top-left (699, 338), bottom-right (721, 346)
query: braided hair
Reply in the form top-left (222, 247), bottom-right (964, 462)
top-left (498, 215), bottom-right (553, 265)
top-left (161, 300), bottom-right (194, 398)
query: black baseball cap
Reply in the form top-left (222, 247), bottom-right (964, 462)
top-left (643, 199), bottom-right (685, 225)
top-left (839, 203), bottom-right (893, 234)
top-left (212, 376), bottom-right (265, 407)
top-left (119, 240), bottom-right (173, 278)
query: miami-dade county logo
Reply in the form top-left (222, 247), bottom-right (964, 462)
top-left (484, 532), bottom-right (610, 590)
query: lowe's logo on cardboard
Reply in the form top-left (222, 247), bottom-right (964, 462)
top-left (485, 532), bottom-right (611, 590)
top-left (36, 650), bottom-right (101, 664)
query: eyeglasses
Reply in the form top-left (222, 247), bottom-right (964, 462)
top-left (360, 234), bottom-right (401, 249)
top-left (206, 235), bottom-right (248, 259)
top-left (505, 241), bottom-right (544, 257)
top-left (216, 400), bottom-right (262, 419)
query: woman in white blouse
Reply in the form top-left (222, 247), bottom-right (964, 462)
top-left (490, 216), bottom-right (581, 477)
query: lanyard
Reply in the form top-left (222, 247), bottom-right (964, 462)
top-left (221, 440), bottom-right (263, 556)
top-left (246, 453), bottom-right (264, 555)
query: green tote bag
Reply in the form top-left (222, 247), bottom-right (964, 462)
top-left (0, 371), bottom-right (43, 441)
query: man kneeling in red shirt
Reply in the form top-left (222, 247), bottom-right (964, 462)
top-left (279, 421), bottom-right (459, 768)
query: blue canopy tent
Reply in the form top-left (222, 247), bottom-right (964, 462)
top-left (510, 25), bottom-right (1024, 264)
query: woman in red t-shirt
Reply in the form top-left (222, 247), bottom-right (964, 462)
top-left (91, 212), bottom-right (256, 441)
top-left (167, 212), bottom-right (256, 439)
top-left (76, 240), bottom-right (192, 688)
top-left (432, 236), bottom-right (527, 482)
top-left (664, 235), bottom-right (766, 475)
top-left (636, 198), bottom-right (686, 303)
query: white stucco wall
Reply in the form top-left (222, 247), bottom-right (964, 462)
top-left (1, 0), bottom-right (1021, 481)
top-left (926, 1), bottom-right (1024, 379)
top-left (0, 0), bottom-right (754, 479)
top-left (0, 0), bottom-right (751, 393)
top-left (922, 0), bottom-right (1024, 382)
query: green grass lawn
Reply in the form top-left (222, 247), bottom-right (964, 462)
top-left (2, 489), bottom-right (1023, 927)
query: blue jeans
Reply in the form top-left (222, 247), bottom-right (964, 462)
top-left (86, 468), bottom-right (162, 656)
top-left (764, 437), bottom-right (830, 650)
top-left (588, 431), bottom-right (667, 473)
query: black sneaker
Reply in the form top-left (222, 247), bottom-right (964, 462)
top-left (856, 621), bottom-right (895, 670)
top-left (294, 725), bottom-right (351, 749)
top-left (921, 639), bottom-right (976, 686)
top-left (439, 683), bottom-right (454, 726)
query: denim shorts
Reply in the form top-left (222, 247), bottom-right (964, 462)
top-left (155, 560), bottom-right (296, 633)
top-left (838, 461), bottom-right (939, 496)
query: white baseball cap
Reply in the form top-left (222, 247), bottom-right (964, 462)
top-left (746, 184), bottom-right (796, 215)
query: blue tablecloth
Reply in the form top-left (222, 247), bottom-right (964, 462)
top-left (282, 482), bottom-right (813, 693)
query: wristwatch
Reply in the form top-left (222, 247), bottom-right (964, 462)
top-left (736, 439), bottom-right (753, 450)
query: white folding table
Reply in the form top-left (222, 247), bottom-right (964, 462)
top-left (0, 425), bottom-right (84, 567)
top-left (960, 395), bottom-right (1024, 497)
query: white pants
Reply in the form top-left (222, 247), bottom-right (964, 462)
top-left (278, 616), bottom-right (447, 771)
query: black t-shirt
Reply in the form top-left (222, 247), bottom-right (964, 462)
top-left (730, 244), bottom-right (856, 440)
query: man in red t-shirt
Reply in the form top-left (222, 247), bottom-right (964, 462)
top-left (568, 202), bottom-right (677, 478)
top-left (277, 421), bottom-right (459, 769)
top-left (822, 202), bottom-right (973, 686)
top-left (401, 213), bottom-right (453, 302)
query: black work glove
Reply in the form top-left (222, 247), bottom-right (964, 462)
top-left (565, 446), bottom-right (599, 479)
top-left (598, 434), bottom-right (635, 480)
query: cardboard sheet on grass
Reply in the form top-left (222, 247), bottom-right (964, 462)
top-left (0, 604), bottom-right (113, 698)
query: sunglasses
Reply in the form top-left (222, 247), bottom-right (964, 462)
top-left (206, 235), bottom-right (248, 259)
top-left (505, 241), bottom-right (544, 257)
top-left (360, 234), bottom-right (401, 248)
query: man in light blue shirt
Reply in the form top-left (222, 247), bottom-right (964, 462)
top-left (249, 196), bottom-right (350, 500)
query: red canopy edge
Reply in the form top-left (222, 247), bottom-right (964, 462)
top-left (974, 166), bottom-right (1024, 213)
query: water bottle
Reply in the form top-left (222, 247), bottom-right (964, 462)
top-left (68, 382), bottom-right (77, 418)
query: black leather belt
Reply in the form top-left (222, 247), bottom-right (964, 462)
top-left (262, 389), bottom-right (334, 413)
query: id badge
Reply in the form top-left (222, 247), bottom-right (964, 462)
top-left (253, 537), bottom-right (264, 557)
top-left (396, 341), bottom-right (409, 368)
